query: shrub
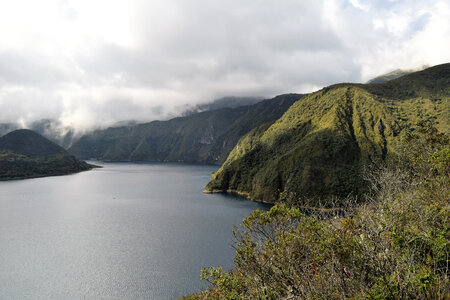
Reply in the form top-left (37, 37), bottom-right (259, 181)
top-left (184, 124), bottom-right (449, 299)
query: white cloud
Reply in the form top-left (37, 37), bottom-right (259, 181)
top-left (0, 0), bottom-right (448, 131)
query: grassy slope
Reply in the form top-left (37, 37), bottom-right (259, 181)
top-left (206, 63), bottom-right (450, 203)
top-left (68, 94), bottom-right (302, 164)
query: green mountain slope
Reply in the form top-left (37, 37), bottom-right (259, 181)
top-left (205, 63), bottom-right (450, 203)
top-left (0, 129), bottom-right (94, 180)
top-left (68, 94), bottom-right (302, 164)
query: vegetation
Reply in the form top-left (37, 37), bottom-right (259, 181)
top-left (185, 123), bottom-right (449, 299)
top-left (0, 129), bottom-right (94, 180)
top-left (206, 64), bottom-right (450, 204)
top-left (68, 94), bottom-right (302, 164)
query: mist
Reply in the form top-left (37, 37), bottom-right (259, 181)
top-left (0, 0), bottom-right (449, 132)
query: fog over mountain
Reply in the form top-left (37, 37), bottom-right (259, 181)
top-left (0, 0), bottom-right (449, 131)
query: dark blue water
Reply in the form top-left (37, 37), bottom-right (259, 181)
top-left (0, 162), bottom-right (270, 299)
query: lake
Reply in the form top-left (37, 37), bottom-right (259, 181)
top-left (0, 162), bottom-right (270, 299)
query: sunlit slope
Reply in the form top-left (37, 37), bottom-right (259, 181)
top-left (206, 63), bottom-right (450, 203)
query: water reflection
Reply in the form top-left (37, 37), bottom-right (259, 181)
top-left (0, 162), bottom-right (269, 299)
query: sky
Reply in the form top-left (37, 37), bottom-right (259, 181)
top-left (0, 0), bottom-right (448, 131)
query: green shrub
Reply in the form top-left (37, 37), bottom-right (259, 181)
top-left (185, 124), bottom-right (449, 299)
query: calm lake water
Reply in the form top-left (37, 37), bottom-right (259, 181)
top-left (0, 162), bottom-right (270, 299)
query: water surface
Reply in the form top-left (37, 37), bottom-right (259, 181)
top-left (0, 162), bottom-right (269, 299)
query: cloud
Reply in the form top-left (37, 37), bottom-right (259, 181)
top-left (0, 0), bottom-right (448, 131)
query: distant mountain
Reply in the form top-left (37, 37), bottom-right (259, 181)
top-left (367, 65), bottom-right (428, 84)
top-left (68, 94), bottom-right (303, 164)
top-left (0, 98), bottom-right (263, 148)
top-left (205, 63), bottom-right (450, 204)
top-left (0, 129), bottom-right (67, 157)
top-left (0, 119), bottom-right (77, 149)
top-left (181, 96), bottom-right (264, 116)
top-left (0, 129), bottom-right (95, 180)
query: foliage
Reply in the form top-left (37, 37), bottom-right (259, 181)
top-left (185, 124), bottom-right (449, 299)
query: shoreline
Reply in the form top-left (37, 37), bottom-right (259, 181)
top-left (204, 189), bottom-right (351, 213)
top-left (0, 163), bottom-right (101, 182)
top-left (203, 188), bottom-right (274, 204)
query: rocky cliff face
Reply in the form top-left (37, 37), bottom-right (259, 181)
top-left (200, 126), bottom-right (215, 145)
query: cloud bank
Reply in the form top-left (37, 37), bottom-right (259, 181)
top-left (0, 0), bottom-right (449, 131)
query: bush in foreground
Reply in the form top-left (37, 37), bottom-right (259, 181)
top-left (184, 124), bottom-right (449, 299)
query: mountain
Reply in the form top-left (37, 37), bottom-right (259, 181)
top-left (0, 129), bottom-right (67, 156)
top-left (28, 119), bottom-right (77, 149)
top-left (0, 129), bottom-right (95, 180)
top-left (68, 94), bottom-right (303, 164)
top-left (205, 63), bottom-right (450, 204)
top-left (0, 119), bottom-right (77, 149)
top-left (366, 65), bottom-right (428, 84)
top-left (181, 96), bottom-right (264, 116)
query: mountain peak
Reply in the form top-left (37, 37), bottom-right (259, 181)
top-left (0, 129), bottom-right (67, 157)
top-left (205, 64), bottom-right (449, 203)
top-left (367, 64), bottom-right (430, 84)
